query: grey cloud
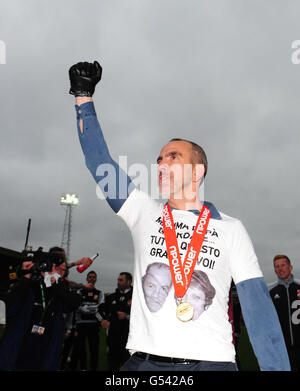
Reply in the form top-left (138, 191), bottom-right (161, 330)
top-left (0, 0), bottom-right (299, 292)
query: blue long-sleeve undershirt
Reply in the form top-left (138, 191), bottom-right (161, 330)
top-left (75, 101), bottom-right (134, 213)
top-left (236, 277), bottom-right (290, 370)
top-left (75, 101), bottom-right (290, 371)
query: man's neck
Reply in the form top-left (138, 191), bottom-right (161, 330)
top-left (119, 286), bottom-right (131, 293)
top-left (278, 274), bottom-right (294, 286)
top-left (284, 274), bottom-right (293, 283)
top-left (168, 197), bottom-right (203, 211)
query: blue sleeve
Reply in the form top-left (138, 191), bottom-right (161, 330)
top-left (75, 101), bottom-right (135, 213)
top-left (236, 277), bottom-right (290, 371)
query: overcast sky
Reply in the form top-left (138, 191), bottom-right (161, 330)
top-left (0, 0), bottom-right (299, 292)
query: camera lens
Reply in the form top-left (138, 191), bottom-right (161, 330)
top-left (38, 262), bottom-right (48, 271)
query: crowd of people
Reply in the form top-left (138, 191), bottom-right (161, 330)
top-left (0, 248), bottom-right (298, 371)
top-left (0, 247), bottom-right (133, 371)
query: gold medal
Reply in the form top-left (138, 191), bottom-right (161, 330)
top-left (162, 204), bottom-right (211, 320)
top-left (176, 302), bottom-right (194, 322)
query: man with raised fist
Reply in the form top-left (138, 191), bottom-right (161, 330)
top-left (68, 61), bottom-right (290, 371)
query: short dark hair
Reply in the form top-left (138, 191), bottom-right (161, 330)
top-left (273, 254), bottom-right (291, 265)
top-left (49, 246), bottom-right (65, 253)
top-left (87, 270), bottom-right (97, 277)
top-left (169, 138), bottom-right (208, 177)
top-left (49, 247), bottom-right (68, 276)
top-left (120, 272), bottom-right (132, 282)
top-left (49, 246), bottom-right (66, 262)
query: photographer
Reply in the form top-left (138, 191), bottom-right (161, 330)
top-left (0, 249), bottom-right (81, 371)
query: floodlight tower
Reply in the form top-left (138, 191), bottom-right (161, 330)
top-left (60, 193), bottom-right (79, 261)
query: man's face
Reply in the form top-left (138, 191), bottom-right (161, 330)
top-left (157, 141), bottom-right (195, 199)
top-left (274, 258), bottom-right (293, 281)
top-left (142, 267), bottom-right (172, 312)
top-left (55, 262), bottom-right (67, 277)
top-left (87, 273), bottom-right (97, 285)
top-left (117, 274), bottom-right (130, 290)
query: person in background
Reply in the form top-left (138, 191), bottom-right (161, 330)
top-left (100, 272), bottom-right (133, 370)
top-left (269, 255), bottom-right (300, 371)
top-left (49, 246), bottom-right (92, 289)
top-left (0, 251), bottom-right (81, 371)
top-left (49, 247), bottom-right (100, 370)
top-left (72, 271), bottom-right (104, 370)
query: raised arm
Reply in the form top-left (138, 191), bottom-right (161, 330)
top-left (69, 61), bottom-right (134, 213)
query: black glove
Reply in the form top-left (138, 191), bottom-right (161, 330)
top-left (69, 61), bottom-right (102, 97)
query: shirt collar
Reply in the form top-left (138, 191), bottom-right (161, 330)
top-left (117, 286), bottom-right (132, 294)
top-left (169, 201), bottom-right (222, 220)
top-left (277, 274), bottom-right (294, 287)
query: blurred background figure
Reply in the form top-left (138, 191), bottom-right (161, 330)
top-left (0, 248), bottom-right (81, 371)
top-left (269, 255), bottom-right (300, 371)
top-left (100, 272), bottom-right (133, 371)
top-left (71, 270), bottom-right (104, 371)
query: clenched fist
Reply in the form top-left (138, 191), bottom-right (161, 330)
top-left (69, 61), bottom-right (102, 97)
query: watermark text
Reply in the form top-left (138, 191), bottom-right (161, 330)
top-left (0, 40), bottom-right (6, 64)
top-left (291, 40), bottom-right (300, 64)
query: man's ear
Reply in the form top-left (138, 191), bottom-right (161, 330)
top-left (192, 164), bottom-right (205, 183)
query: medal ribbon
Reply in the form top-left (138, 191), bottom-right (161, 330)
top-left (162, 204), bottom-right (211, 299)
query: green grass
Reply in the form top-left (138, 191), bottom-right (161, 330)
top-left (0, 324), bottom-right (109, 371)
top-left (1, 324), bottom-right (260, 371)
top-left (98, 327), bottom-right (109, 371)
top-left (64, 327), bottom-right (109, 371)
top-left (235, 326), bottom-right (259, 371)
top-left (97, 325), bottom-right (260, 371)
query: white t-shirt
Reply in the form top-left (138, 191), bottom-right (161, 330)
top-left (117, 188), bottom-right (263, 362)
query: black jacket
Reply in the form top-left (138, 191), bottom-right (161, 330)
top-left (99, 286), bottom-right (133, 347)
top-left (75, 286), bottom-right (103, 326)
top-left (269, 276), bottom-right (300, 348)
top-left (0, 277), bottom-right (81, 370)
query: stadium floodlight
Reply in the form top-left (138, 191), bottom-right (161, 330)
top-left (60, 193), bottom-right (79, 260)
top-left (60, 193), bottom-right (79, 206)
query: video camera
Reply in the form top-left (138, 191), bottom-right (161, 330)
top-left (20, 247), bottom-right (65, 280)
